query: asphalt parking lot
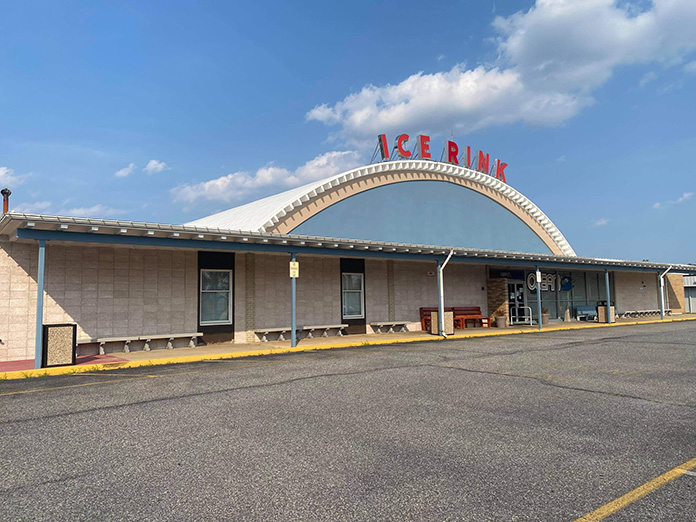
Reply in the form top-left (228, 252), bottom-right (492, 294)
top-left (1, 322), bottom-right (695, 521)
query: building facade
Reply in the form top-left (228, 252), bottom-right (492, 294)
top-left (1, 160), bottom-right (693, 364)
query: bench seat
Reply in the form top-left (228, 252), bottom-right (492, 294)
top-left (96, 336), bottom-right (140, 354)
top-left (255, 324), bottom-right (348, 342)
top-left (370, 321), bottom-right (409, 334)
top-left (302, 324), bottom-right (348, 339)
top-left (97, 332), bottom-right (204, 353)
top-left (138, 332), bottom-right (203, 350)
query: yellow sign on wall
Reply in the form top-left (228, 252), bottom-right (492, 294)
top-left (289, 261), bottom-right (299, 278)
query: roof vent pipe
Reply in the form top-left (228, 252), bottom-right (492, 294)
top-left (1, 188), bottom-right (10, 214)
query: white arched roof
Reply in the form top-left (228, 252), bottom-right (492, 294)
top-left (186, 160), bottom-right (576, 256)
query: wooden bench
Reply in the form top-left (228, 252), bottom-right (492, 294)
top-left (370, 321), bottom-right (409, 334)
top-left (452, 307), bottom-right (490, 328)
top-left (255, 324), bottom-right (348, 342)
top-left (419, 307), bottom-right (449, 331)
top-left (139, 333), bottom-right (203, 350)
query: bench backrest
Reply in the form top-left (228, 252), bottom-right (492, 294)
top-left (576, 306), bottom-right (597, 314)
top-left (452, 307), bottom-right (482, 315)
top-left (419, 307), bottom-right (456, 319)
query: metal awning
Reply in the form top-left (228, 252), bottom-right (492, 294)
top-left (1, 212), bottom-right (695, 274)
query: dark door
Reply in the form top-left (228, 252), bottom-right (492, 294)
top-left (340, 258), bottom-right (366, 334)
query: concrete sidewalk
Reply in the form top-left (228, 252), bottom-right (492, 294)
top-left (2, 314), bottom-right (695, 380)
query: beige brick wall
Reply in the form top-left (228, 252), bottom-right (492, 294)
top-left (0, 241), bottom-right (38, 362)
top-left (665, 273), bottom-right (685, 313)
top-left (365, 259), bottom-right (389, 326)
top-left (252, 254), bottom-right (341, 333)
top-left (614, 271), bottom-right (659, 311)
top-left (393, 260), bottom-right (488, 324)
top-left (0, 240), bottom-right (199, 361)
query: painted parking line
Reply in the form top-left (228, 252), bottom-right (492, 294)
top-left (573, 456), bottom-right (696, 522)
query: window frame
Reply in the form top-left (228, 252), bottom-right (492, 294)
top-left (199, 269), bottom-right (233, 326)
top-left (341, 272), bottom-right (365, 320)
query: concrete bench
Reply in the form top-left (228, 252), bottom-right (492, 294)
top-left (97, 332), bottom-right (203, 353)
top-left (255, 327), bottom-right (298, 342)
top-left (97, 336), bottom-right (141, 354)
top-left (138, 333), bottom-right (203, 350)
top-left (255, 324), bottom-right (348, 342)
top-left (370, 321), bottom-right (409, 334)
top-left (302, 324), bottom-right (348, 339)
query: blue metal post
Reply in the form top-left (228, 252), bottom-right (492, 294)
top-left (535, 266), bottom-right (543, 329)
top-left (604, 269), bottom-right (612, 324)
top-left (437, 259), bottom-right (444, 336)
top-left (34, 239), bottom-right (46, 369)
top-left (291, 252), bottom-right (297, 347)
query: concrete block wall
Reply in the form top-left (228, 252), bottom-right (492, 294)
top-left (613, 271), bottom-right (659, 312)
top-left (365, 259), bottom-right (389, 328)
top-left (393, 260), bottom-right (488, 326)
top-left (251, 254), bottom-right (341, 334)
top-left (0, 240), bottom-right (199, 361)
top-left (0, 241), bottom-right (38, 362)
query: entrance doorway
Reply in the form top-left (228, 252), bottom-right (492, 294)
top-left (508, 282), bottom-right (531, 325)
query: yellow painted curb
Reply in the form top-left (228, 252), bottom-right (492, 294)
top-left (2, 315), bottom-right (695, 381)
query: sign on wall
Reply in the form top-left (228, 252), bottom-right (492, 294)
top-left (527, 273), bottom-right (573, 292)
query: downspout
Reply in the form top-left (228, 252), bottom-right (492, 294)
top-left (437, 250), bottom-right (454, 337)
top-left (659, 266), bottom-right (672, 320)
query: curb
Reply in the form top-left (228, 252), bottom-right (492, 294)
top-left (2, 315), bottom-right (695, 381)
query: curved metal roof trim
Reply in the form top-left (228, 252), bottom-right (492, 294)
top-left (187, 161), bottom-right (576, 255)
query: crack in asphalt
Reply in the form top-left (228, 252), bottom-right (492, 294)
top-left (427, 363), bottom-right (696, 409)
top-left (0, 364), bottom-right (424, 426)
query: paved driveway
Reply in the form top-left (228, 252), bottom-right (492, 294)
top-left (1, 322), bottom-right (694, 521)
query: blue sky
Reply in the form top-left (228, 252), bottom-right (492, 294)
top-left (1, 0), bottom-right (694, 263)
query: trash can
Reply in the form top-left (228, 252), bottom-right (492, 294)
top-left (430, 311), bottom-right (454, 335)
top-left (42, 323), bottom-right (77, 368)
top-left (596, 301), bottom-right (615, 323)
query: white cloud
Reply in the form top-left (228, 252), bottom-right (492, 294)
top-left (308, 0), bottom-right (696, 145)
top-left (656, 80), bottom-right (683, 95)
top-left (56, 204), bottom-right (127, 218)
top-left (653, 191), bottom-right (693, 209)
top-left (556, 155), bottom-right (566, 162)
top-left (171, 150), bottom-right (361, 206)
top-left (12, 201), bottom-right (52, 214)
top-left (684, 60), bottom-right (696, 74)
top-left (143, 159), bottom-right (170, 174)
top-left (0, 166), bottom-right (29, 187)
top-left (638, 71), bottom-right (658, 87)
top-left (114, 163), bottom-right (137, 178)
top-left (592, 217), bottom-right (609, 227)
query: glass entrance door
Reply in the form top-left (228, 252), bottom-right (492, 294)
top-left (508, 282), bottom-right (530, 324)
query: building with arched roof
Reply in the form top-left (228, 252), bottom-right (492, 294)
top-left (0, 158), bottom-right (693, 367)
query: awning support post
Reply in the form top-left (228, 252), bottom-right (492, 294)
top-left (535, 266), bottom-right (543, 330)
top-left (604, 269), bottom-right (612, 324)
top-left (437, 259), bottom-right (444, 336)
top-left (436, 250), bottom-right (454, 337)
top-left (34, 239), bottom-right (46, 369)
top-left (658, 266), bottom-right (672, 320)
top-left (291, 252), bottom-right (297, 347)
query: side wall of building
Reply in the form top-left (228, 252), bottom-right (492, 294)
top-left (0, 240), bottom-right (199, 361)
top-left (613, 271), bottom-right (659, 311)
top-left (665, 273), bottom-right (685, 314)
